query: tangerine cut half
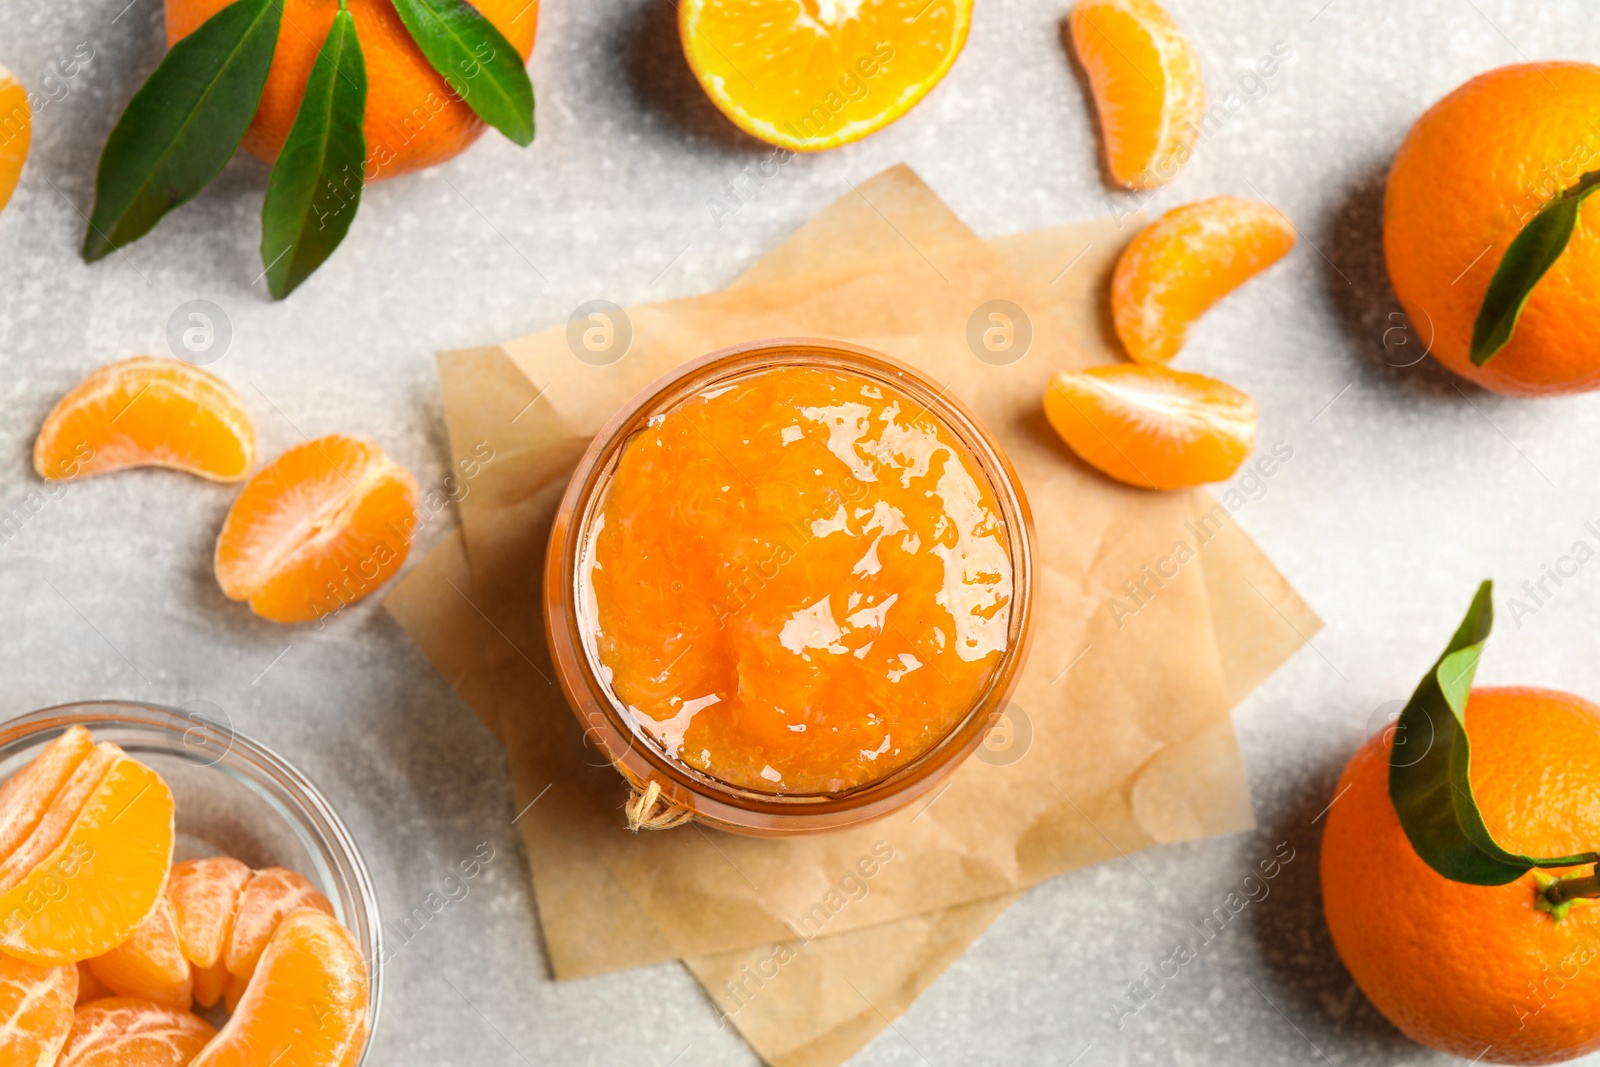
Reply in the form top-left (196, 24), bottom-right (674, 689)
top-left (0, 752), bottom-right (175, 966)
top-left (0, 956), bottom-right (77, 1067)
top-left (1068, 0), bottom-right (1204, 189)
top-left (33, 357), bottom-right (256, 483)
top-left (679, 0), bottom-right (972, 151)
top-left (214, 435), bottom-right (419, 624)
top-left (167, 856), bottom-right (252, 969)
top-left (0, 65), bottom-right (30, 216)
top-left (87, 896), bottom-right (193, 1010)
top-left (224, 868), bottom-right (333, 982)
top-left (195, 909), bottom-right (370, 1067)
top-left (0, 725), bottom-right (94, 864)
top-left (59, 997), bottom-right (216, 1067)
top-left (1112, 197), bottom-right (1296, 365)
top-left (1043, 364), bottom-right (1256, 490)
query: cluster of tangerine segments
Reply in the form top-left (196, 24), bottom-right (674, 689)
top-left (1044, 196), bottom-right (1294, 489)
top-left (0, 727), bottom-right (371, 1067)
top-left (31, 357), bottom-right (418, 624)
top-left (678, 0), bottom-right (973, 151)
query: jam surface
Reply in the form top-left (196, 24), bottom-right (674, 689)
top-left (583, 364), bottom-right (1013, 794)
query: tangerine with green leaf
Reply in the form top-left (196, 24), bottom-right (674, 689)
top-left (165, 0), bottom-right (537, 181)
top-left (1385, 62), bottom-right (1600, 396)
top-left (1321, 586), bottom-right (1600, 1063)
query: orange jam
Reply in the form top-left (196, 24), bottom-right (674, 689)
top-left (581, 365), bottom-right (1014, 795)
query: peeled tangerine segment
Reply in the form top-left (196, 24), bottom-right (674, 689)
top-left (225, 867), bottom-right (333, 982)
top-left (1113, 196), bottom-right (1297, 365)
top-left (87, 896), bottom-right (193, 1010)
top-left (32, 357), bottom-right (256, 482)
top-left (0, 750), bottom-right (175, 966)
top-left (0, 955), bottom-right (77, 1067)
top-left (678, 0), bottom-right (972, 150)
top-left (59, 997), bottom-right (216, 1067)
top-left (0, 64), bottom-right (29, 215)
top-left (214, 434), bottom-right (419, 624)
top-left (0, 725), bottom-right (95, 862)
top-left (194, 909), bottom-right (370, 1067)
top-left (1044, 364), bottom-right (1257, 490)
top-left (1069, 0), bottom-right (1205, 189)
top-left (167, 856), bottom-right (252, 969)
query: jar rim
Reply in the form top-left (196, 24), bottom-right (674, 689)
top-left (544, 338), bottom-right (1036, 835)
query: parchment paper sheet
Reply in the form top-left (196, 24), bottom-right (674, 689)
top-left (385, 166), bottom-right (1320, 1067)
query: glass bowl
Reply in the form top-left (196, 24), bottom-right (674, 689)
top-left (544, 338), bottom-right (1036, 836)
top-left (0, 701), bottom-right (382, 1055)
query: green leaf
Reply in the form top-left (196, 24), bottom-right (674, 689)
top-left (260, 0), bottom-right (366, 299)
top-left (390, 0), bottom-right (534, 146)
top-left (85, 0), bottom-right (282, 262)
top-left (1470, 170), bottom-right (1600, 366)
top-left (1389, 580), bottom-right (1600, 885)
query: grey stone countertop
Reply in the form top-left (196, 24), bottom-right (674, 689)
top-left (2, 0), bottom-right (1598, 1064)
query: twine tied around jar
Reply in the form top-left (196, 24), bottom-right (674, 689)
top-left (625, 779), bottom-right (695, 831)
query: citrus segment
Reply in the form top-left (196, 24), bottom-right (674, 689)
top-left (1068, 0), bottom-right (1204, 189)
top-left (1385, 62), bottom-right (1600, 396)
top-left (0, 65), bottom-right (30, 216)
top-left (87, 896), bottom-right (192, 1010)
top-left (222, 971), bottom-right (247, 1017)
top-left (0, 955), bottom-right (76, 1067)
top-left (59, 997), bottom-right (216, 1067)
top-left (192, 960), bottom-right (228, 1010)
top-left (224, 868), bottom-right (333, 982)
top-left (214, 435), bottom-right (419, 624)
top-left (0, 753), bottom-right (175, 966)
top-left (1112, 197), bottom-right (1296, 365)
top-left (76, 962), bottom-right (111, 1005)
top-left (1322, 687), bottom-right (1600, 1062)
top-left (0, 726), bottom-right (94, 864)
top-left (166, 857), bottom-right (251, 969)
top-left (1043, 365), bottom-right (1256, 490)
top-left (32, 357), bottom-right (256, 483)
top-left (0, 744), bottom-right (120, 896)
top-left (165, 0), bottom-right (538, 180)
top-left (194, 909), bottom-right (369, 1067)
top-left (679, 0), bottom-right (972, 151)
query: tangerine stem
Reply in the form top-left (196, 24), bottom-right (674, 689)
top-left (1544, 866), bottom-right (1600, 906)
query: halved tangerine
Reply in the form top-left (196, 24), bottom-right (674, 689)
top-left (0, 955), bottom-right (76, 1066)
top-left (0, 65), bottom-right (29, 217)
top-left (214, 434), bottom-right (419, 624)
top-left (33, 357), bottom-right (255, 483)
top-left (167, 856), bottom-right (252, 969)
top-left (58, 997), bottom-right (216, 1067)
top-left (1043, 364), bottom-right (1256, 489)
top-left (1068, 0), bottom-right (1204, 189)
top-left (679, 0), bottom-right (972, 151)
top-left (0, 749), bottom-right (175, 966)
top-left (87, 895), bottom-right (193, 1010)
top-left (0, 725), bottom-right (94, 863)
top-left (195, 909), bottom-right (370, 1067)
top-left (1113, 196), bottom-right (1296, 365)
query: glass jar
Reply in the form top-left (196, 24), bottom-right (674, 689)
top-left (0, 701), bottom-right (382, 1057)
top-left (545, 338), bottom-right (1036, 836)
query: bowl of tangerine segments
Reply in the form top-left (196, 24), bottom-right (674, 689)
top-left (0, 701), bottom-right (380, 1066)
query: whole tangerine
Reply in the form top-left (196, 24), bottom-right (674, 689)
top-left (164, 0), bottom-right (538, 181)
top-left (1384, 62), bottom-right (1600, 396)
top-left (1321, 686), bottom-right (1600, 1064)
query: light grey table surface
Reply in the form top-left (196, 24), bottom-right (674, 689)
top-left (2, 1), bottom-right (1598, 1064)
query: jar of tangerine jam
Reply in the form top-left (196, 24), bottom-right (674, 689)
top-left (545, 339), bottom-right (1035, 835)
